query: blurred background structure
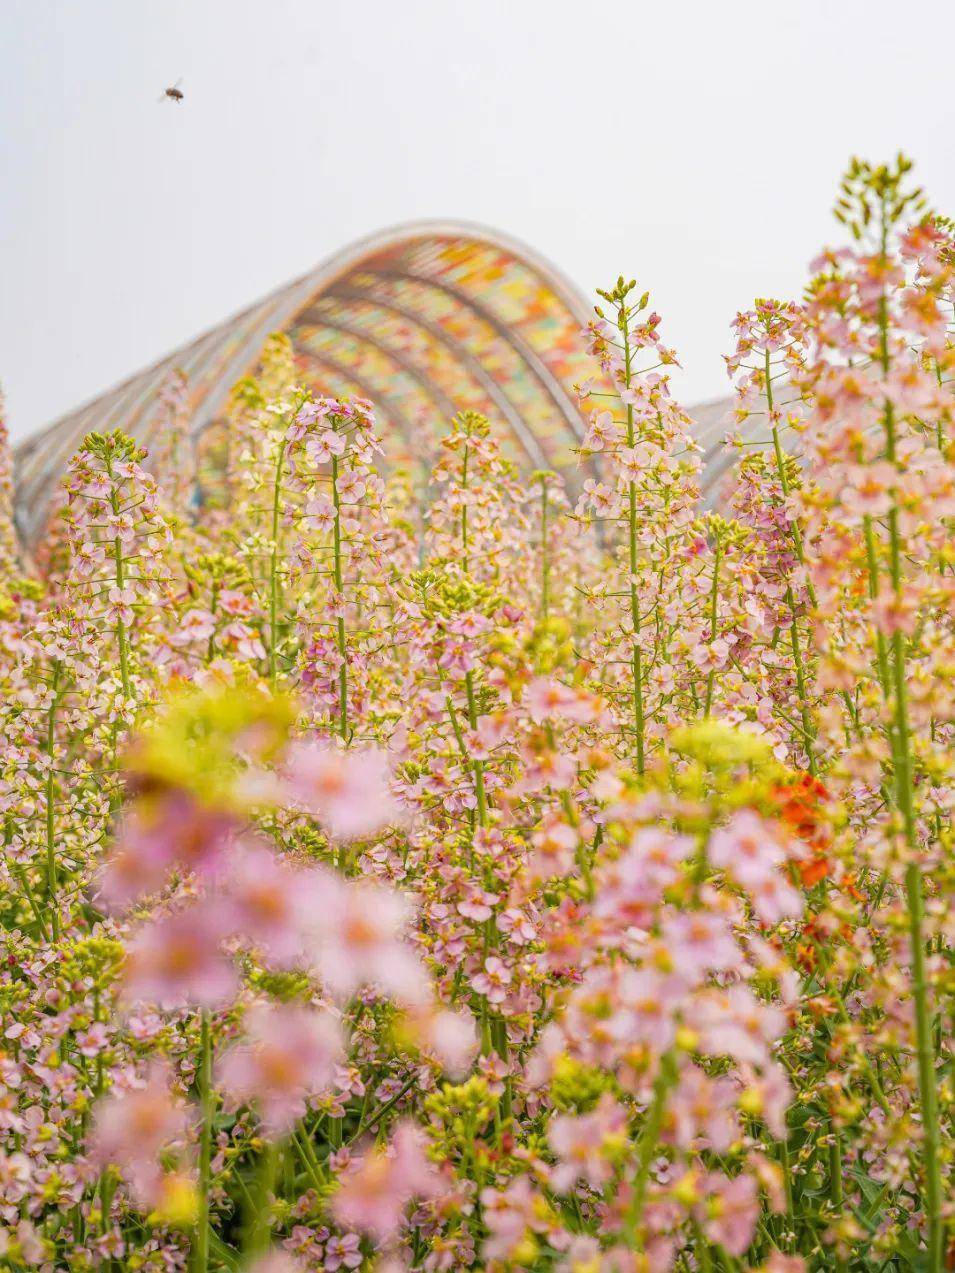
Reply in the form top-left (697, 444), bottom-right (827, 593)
top-left (12, 223), bottom-right (732, 547)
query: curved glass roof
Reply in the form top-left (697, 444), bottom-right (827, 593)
top-left (13, 223), bottom-right (735, 544)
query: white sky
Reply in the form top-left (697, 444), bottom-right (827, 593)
top-left (3, 0), bottom-right (955, 442)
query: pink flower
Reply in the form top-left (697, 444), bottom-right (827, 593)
top-left (749, 872), bottom-right (803, 926)
top-left (547, 1093), bottom-right (628, 1193)
top-left (669, 1064), bottom-right (740, 1153)
top-left (736, 1062), bottom-right (792, 1138)
top-left (596, 829), bottom-right (694, 928)
top-left (217, 1001), bottom-right (343, 1134)
top-left (285, 741), bottom-right (402, 841)
top-left (470, 955), bottom-right (512, 1005)
top-left (708, 810), bottom-right (786, 891)
top-left (122, 907), bottom-right (237, 1010)
top-left (97, 790), bottom-right (237, 912)
top-left (219, 842), bottom-right (317, 968)
top-left (528, 817), bottom-right (578, 881)
top-left (698, 1171), bottom-right (759, 1257)
top-left (76, 1023), bottom-right (109, 1058)
top-left (89, 1063), bottom-right (191, 1206)
top-left (696, 985), bottom-right (788, 1066)
top-left (305, 429), bottom-right (346, 464)
top-left (303, 495), bottom-right (335, 534)
top-left (660, 910), bottom-right (741, 982)
top-left (331, 1122), bottom-right (440, 1241)
top-left (420, 1008), bottom-right (479, 1077)
top-left (303, 873), bottom-right (430, 1006)
top-left (480, 1176), bottom-right (547, 1263)
top-left (524, 677), bottom-right (577, 723)
top-left (323, 1233), bottom-right (363, 1270)
top-left (619, 967), bottom-right (684, 1049)
top-left (245, 1255), bottom-right (307, 1273)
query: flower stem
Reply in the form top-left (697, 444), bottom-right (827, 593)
top-left (539, 473), bottom-right (550, 619)
top-left (268, 438), bottom-right (287, 689)
top-left (620, 304), bottom-right (646, 772)
top-left (875, 218), bottom-right (942, 1268)
top-left (330, 450), bottom-right (348, 740)
top-left (44, 659), bottom-right (62, 939)
top-left (193, 1009), bottom-right (213, 1273)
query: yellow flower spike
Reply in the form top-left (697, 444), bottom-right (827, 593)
top-left (124, 675), bottom-right (297, 811)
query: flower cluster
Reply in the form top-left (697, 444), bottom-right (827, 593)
top-left (0, 155), bottom-right (952, 1273)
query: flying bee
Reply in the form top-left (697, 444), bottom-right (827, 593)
top-left (160, 78), bottom-right (184, 103)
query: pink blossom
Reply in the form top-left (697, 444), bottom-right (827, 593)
top-left (89, 1063), bottom-right (191, 1206)
top-left (331, 1122), bottom-right (440, 1240)
top-left (470, 955), bottom-right (512, 1005)
top-left (547, 1093), bottom-right (628, 1193)
top-left (696, 985), bottom-right (788, 1066)
top-left (97, 790), bottom-right (237, 911)
top-left (219, 842), bottom-right (317, 968)
top-left (323, 1233), bottom-right (363, 1270)
top-left (217, 1001), bottom-right (343, 1134)
top-left (122, 907), bottom-right (237, 1010)
top-left (699, 1171), bottom-right (760, 1257)
top-left (708, 810), bottom-right (786, 891)
top-left (303, 873), bottom-right (430, 1006)
top-left (285, 740), bottom-right (402, 840)
top-left (661, 910), bottom-right (741, 982)
top-left (669, 1064), bottom-right (740, 1153)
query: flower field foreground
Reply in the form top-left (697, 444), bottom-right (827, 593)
top-left (0, 156), bottom-right (953, 1271)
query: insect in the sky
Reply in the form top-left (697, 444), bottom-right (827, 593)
top-left (160, 78), bottom-right (184, 103)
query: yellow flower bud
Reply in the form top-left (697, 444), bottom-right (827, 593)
top-left (675, 1026), bottom-right (699, 1052)
top-left (672, 1170), bottom-right (699, 1207)
top-left (149, 1173), bottom-right (199, 1229)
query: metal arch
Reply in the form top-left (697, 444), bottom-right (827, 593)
top-left (301, 289), bottom-right (550, 469)
top-left (294, 312), bottom-right (460, 426)
top-left (365, 267), bottom-right (587, 444)
top-left (14, 219), bottom-right (606, 547)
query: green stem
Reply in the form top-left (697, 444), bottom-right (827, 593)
top-left (828, 1124), bottom-right (847, 1273)
top-left (619, 310), bottom-right (646, 773)
top-left (268, 438), bottom-right (287, 689)
top-left (245, 1138), bottom-right (278, 1256)
top-left (540, 473), bottom-right (550, 619)
top-left (44, 660), bottom-right (62, 938)
top-left (330, 450), bottom-right (348, 740)
top-left (765, 354), bottom-right (817, 772)
top-left (626, 1049), bottom-right (677, 1237)
top-left (193, 1010), bottom-right (213, 1273)
top-left (876, 215), bottom-right (942, 1270)
top-left (703, 538), bottom-right (721, 716)
top-left (464, 670), bottom-right (487, 829)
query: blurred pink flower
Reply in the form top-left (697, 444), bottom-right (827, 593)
top-left (122, 907), bottom-right (237, 1010)
top-left (669, 1064), bottom-right (740, 1153)
top-left (219, 842), bottom-right (319, 968)
top-left (285, 741), bottom-right (402, 840)
top-left (547, 1093), bottom-right (627, 1193)
top-left (332, 1121), bottom-right (440, 1241)
top-left (708, 810), bottom-right (786, 890)
top-left (97, 790), bottom-right (237, 912)
top-left (89, 1062), bottom-right (191, 1207)
top-left (217, 1001), bottom-right (343, 1135)
top-left (303, 873), bottom-right (430, 1006)
top-left (699, 1171), bottom-right (759, 1257)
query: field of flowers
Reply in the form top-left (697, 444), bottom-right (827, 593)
top-left (0, 155), bottom-right (952, 1271)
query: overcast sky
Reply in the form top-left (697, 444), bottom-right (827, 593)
top-left (3, 0), bottom-right (955, 443)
